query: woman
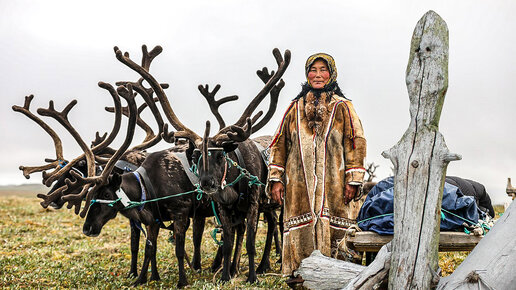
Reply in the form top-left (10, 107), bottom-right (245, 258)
top-left (266, 53), bottom-right (367, 275)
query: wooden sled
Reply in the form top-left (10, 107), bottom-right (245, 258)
top-left (347, 231), bottom-right (482, 252)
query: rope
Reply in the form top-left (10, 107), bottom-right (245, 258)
top-left (356, 213), bottom-right (393, 225)
top-left (210, 201), bottom-right (223, 246)
top-left (223, 153), bottom-right (266, 187)
top-left (89, 184), bottom-right (204, 210)
top-left (357, 209), bottom-right (491, 235)
top-left (335, 225), bottom-right (362, 261)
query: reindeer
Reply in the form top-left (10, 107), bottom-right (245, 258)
top-left (109, 45), bottom-right (290, 284)
top-left (13, 69), bottom-right (164, 279)
top-left (15, 45), bottom-right (289, 287)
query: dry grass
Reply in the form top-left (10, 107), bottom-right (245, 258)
top-left (0, 195), bottom-right (288, 289)
top-left (1, 191), bottom-right (504, 288)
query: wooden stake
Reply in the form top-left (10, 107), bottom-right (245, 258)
top-left (381, 10), bottom-right (461, 289)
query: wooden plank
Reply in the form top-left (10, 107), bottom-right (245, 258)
top-left (347, 231), bottom-right (482, 252)
top-left (437, 201), bottom-right (516, 289)
top-left (381, 10), bottom-right (461, 289)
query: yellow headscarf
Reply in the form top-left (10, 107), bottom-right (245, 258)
top-left (305, 53), bottom-right (338, 87)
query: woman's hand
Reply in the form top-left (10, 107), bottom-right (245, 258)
top-left (344, 184), bottom-right (358, 204)
top-left (271, 182), bottom-right (285, 205)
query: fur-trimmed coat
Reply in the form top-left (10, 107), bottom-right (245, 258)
top-left (266, 92), bottom-right (366, 275)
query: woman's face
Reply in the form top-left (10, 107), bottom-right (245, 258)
top-left (307, 59), bottom-right (330, 89)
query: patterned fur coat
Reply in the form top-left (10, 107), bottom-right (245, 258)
top-left (266, 92), bottom-right (366, 275)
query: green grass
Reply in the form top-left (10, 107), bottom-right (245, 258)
top-left (0, 196), bottom-right (288, 289)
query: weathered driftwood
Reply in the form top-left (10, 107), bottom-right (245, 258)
top-left (347, 231), bottom-right (481, 252)
top-left (294, 250), bottom-right (365, 290)
top-left (381, 10), bottom-right (461, 289)
top-left (437, 201), bottom-right (516, 289)
top-left (343, 243), bottom-right (392, 290)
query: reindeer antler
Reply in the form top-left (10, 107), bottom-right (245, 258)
top-left (12, 95), bottom-right (66, 179)
top-left (212, 48), bottom-right (290, 145)
top-left (37, 100), bottom-right (95, 195)
top-left (233, 48), bottom-right (290, 128)
top-left (61, 85), bottom-right (139, 217)
top-left (114, 45), bottom-right (202, 146)
top-left (116, 78), bottom-right (166, 150)
top-left (198, 84), bottom-right (239, 130)
top-left (89, 82), bottom-right (123, 153)
top-left (251, 67), bottom-right (286, 133)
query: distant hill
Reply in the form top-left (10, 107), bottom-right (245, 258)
top-left (0, 183), bottom-right (47, 197)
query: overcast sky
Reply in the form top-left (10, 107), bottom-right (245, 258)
top-left (1, 0), bottom-right (515, 205)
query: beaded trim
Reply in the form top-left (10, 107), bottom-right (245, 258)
top-left (284, 212), bottom-right (314, 230)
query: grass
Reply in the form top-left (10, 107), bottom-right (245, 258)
top-left (1, 192), bottom-right (505, 288)
top-left (0, 195), bottom-right (288, 289)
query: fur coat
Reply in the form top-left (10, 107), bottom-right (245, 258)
top-left (266, 92), bottom-right (366, 275)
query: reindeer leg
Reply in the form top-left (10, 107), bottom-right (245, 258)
top-left (133, 223), bottom-right (159, 286)
top-left (272, 210), bottom-right (282, 256)
top-left (220, 209), bottom-right (235, 282)
top-left (192, 216), bottom-right (205, 272)
top-left (149, 224), bottom-right (161, 282)
top-left (211, 244), bottom-right (223, 273)
top-left (245, 201), bottom-right (259, 283)
top-left (277, 206), bottom-right (284, 265)
top-left (128, 222), bottom-right (140, 278)
top-left (230, 223), bottom-right (245, 277)
top-left (174, 217), bottom-right (190, 288)
top-left (256, 210), bottom-right (274, 274)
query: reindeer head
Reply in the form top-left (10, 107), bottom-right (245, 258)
top-left (82, 173), bottom-right (122, 237)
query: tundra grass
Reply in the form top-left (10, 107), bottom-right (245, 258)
top-left (0, 196), bottom-right (287, 289)
top-left (1, 194), bottom-right (502, 288)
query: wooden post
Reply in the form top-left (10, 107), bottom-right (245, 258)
top-left (507, 177), bottom-right (516, 200)
top-left (437, 201), bottom-right (516, 289)
top-left (381, 10), bottom-right (461, 289)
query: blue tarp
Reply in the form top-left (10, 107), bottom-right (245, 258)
top-left (357, 177), bottom-right (479, 235)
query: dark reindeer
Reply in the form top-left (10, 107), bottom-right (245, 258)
top-left (190, 54), bottom-right (291, 283)
top-left (111, 45), bottom-right (290, 283)
top-left (13, 75), bottom-right (164, 279)
top-left (15, 45), bottom-right (289, 287)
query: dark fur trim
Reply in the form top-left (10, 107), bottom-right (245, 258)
top-left (294, 82), bottom-right (350, 102)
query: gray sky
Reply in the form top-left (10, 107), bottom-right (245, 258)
top-left (1, 0), bottom-right (515, 205)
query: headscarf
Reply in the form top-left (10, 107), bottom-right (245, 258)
top-left (305, 53), bottom-right (338, 87)
top-left (294, 53), bottom-right (347, 101)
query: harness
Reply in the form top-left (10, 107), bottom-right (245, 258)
top-left (90, 148), bottom-right (265, 246)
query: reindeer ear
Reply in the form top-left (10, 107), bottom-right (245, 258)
top-left (109, 172), bottom-right (122, 188)
top-left (222, 142), bottom-right (238, 153)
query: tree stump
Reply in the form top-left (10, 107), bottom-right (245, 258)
top-left (437, 201), bottom-right (516, 289)
top-left (381, 10), bottom-right (461, 289)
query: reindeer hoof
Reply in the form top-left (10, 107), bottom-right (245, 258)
top-left (246, 274), bottom-right (258, 284)
top-left (192, 262), bottom-right (202, 273)
top-left (177, 279), bottom-right (188, 288)
top-left (150, 273), bottom-right (160, 281)
top-left (256, 262), bottom-right (270, 274)
top-left (132, 276), bottom-right (147, 286)
top-left (221, 272), bottom-right (231, 282)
